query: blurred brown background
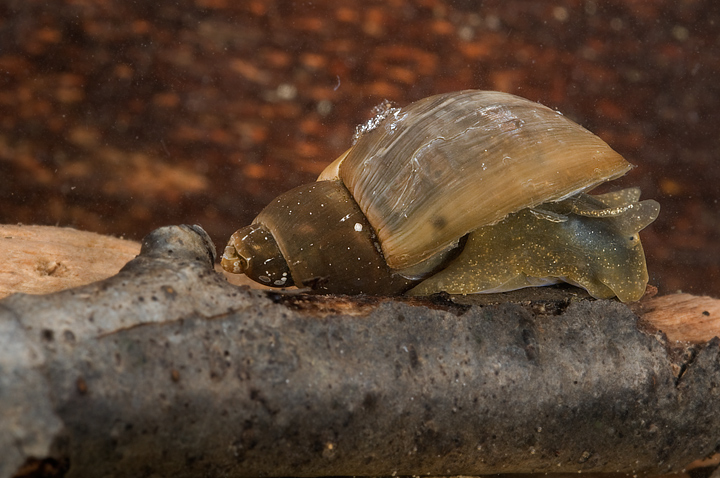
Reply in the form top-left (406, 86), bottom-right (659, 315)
top-left (0, 0), bottom-right (718, 297)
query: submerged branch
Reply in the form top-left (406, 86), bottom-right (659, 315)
top-left (1, 225), bottom-right (719, 478)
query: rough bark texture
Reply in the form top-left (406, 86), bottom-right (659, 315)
top-left (2, 0), bottom-right (719, 298)
top-left (1, 225), bottom-right (719, 478)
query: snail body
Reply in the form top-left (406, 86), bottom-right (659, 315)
top-left (406, 188), bottom-right (659, 302)
top-left (222, 90), bottom-right (659, 301)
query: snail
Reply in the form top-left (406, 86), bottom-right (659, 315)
top-left (222, 90), bottom-right (659, 302)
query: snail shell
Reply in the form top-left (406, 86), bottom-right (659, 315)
top-left (222, 90), bottom-right (658, 301)
top-left (319, 90), bottom-right (633, 271)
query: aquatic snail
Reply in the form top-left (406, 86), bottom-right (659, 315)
top-left (222, 90), bottom-right (659, 302)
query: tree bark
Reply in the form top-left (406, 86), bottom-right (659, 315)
top-left (1, 225), bottom-right (719, 478)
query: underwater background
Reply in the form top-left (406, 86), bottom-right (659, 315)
top-left (0, 0), bottom-right (717, 297)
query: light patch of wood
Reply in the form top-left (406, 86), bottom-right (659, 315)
top-left (688, 452), bottom-right (720, 469)
top-left (0, 223), bottom-right (277, 299)
top-left (0, 224), bottom-right (141, 299)
top-left (640, 293), bottom-right (720, 344)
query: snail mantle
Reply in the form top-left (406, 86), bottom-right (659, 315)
top-left (1, 225), bottom-right (718, 478)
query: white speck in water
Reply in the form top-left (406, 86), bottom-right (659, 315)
top-left (485, 14), bottom-right (500, 30)
top-left (276, 83), bottom-right (297, 100)
top-left (317, 99), bottom-right (332, 116)
top-left (553, 6), bottom-right (568, 22)
top-left (354, 223), bottom-right (363, 232)
top-left (672, 25), bottom-right (689, 41)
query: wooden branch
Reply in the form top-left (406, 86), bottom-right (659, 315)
top-left (1, 225), bottom-right (719, 478)
top-left (638, 293), bottom-right (720, 344)
top-left (0, 225), bottom-right (140, 299)
top-left (0, 224), bottom-right (264, 300)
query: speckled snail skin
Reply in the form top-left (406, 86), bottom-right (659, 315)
top-left (222, 90), bottom-right (660, 302)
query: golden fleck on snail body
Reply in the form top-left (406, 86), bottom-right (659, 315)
top-left (222, 90), bottom-right (659, 301)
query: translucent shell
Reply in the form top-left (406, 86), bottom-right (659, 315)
top-left (407, 189), bottom-right (660, 302)
top-left (325, 90), bottom-right (633, 271)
